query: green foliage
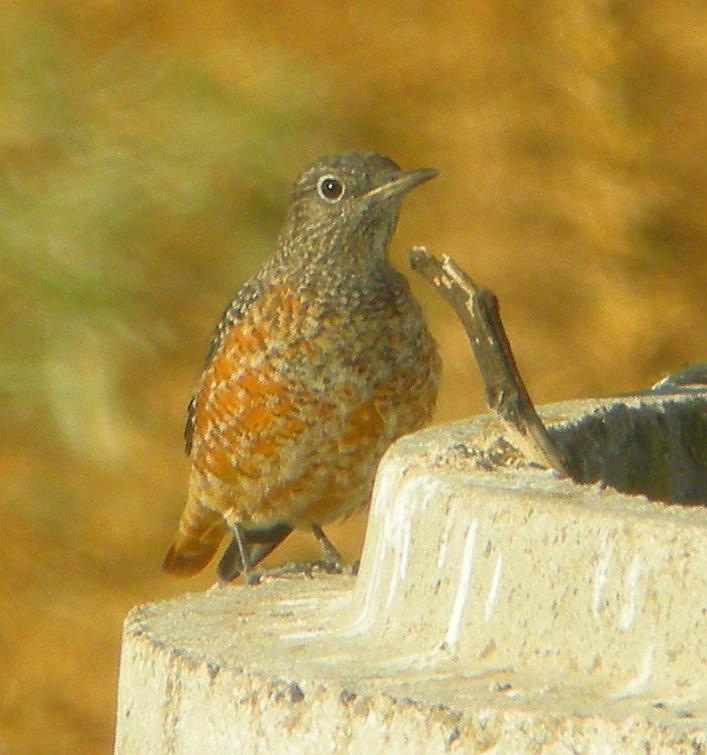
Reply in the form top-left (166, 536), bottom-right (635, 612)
top-left (0, 7), bottom-right (317, 456)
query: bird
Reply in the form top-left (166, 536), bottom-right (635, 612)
top-left (162, 149), bottom-right (440, 583)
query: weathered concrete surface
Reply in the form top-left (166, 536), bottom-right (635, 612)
top-left (115, 390), bottom-right (706, 754)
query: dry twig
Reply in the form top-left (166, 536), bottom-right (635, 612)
top-left (409, 247), bottom-right (568, 476)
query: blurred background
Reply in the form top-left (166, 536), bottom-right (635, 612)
top-left (1, 1), bottom-right (705, 751)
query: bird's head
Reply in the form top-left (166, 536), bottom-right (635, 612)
top-left (275, 150), bottom-right (437, 278)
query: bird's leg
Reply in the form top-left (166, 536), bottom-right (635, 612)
top-left (231, 522), bottom-right (258, 586)
top-left (311, 524), bottom-right (343, 571)
top-left (218, 523), bottom-right (293, 582)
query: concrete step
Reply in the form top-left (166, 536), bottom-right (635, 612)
top-left (115, 389), bottom-right (707, 754)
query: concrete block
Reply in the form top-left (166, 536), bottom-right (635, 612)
top-left (115, 390), bottom-right (707, 753)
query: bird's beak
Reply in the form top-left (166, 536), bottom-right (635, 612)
top-left (361, 167), bottom-right (438, 208)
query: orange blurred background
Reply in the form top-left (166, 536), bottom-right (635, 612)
top-left (2, 1), bottom-right (705, 751)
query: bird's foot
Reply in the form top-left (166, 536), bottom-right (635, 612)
top-left (311, 524), bottom-right (344, 569)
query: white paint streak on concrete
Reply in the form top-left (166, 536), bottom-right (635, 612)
top-left (444, 520), bottom-right (478, 648)
top-left (384, 476), bottom-right (442, 612)
top-left (344, 459), bottom-right (405, 636)
top-left (367, 453), bottom-right (403, 522)
top-left (618, 554), bottom-right (642, 630)
top-left (436, 507), bottom-right (457, 569)
top-left (484, 553), bottom-right (504, 622)
top-left (592, 536), bottom-right (612, 620)
top-left (615, 644), bottom-right (655, 698)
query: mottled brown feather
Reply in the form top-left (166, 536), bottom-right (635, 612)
top-left (164, 150), bottom-right (440, 578)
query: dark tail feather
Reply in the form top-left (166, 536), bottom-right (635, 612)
top-left (163, 540), bottom-right (220, 577)
top-left (217, 522), bottom-right (293, 581)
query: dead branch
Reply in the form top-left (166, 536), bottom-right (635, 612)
top-left (409, 246), bottom-right (569, 476)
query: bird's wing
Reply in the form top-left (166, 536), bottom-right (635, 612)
top-left (184, 279), bottom-right (262, 454)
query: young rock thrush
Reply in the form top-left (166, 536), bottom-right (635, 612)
top-left (163, 150), bottom-right (440, 582)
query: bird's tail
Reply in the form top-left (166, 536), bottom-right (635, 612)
top-left (162, 496), bottom-right (227, 577)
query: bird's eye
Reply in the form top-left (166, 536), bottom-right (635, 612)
top-left (317, 175), bottom-right (345, 203)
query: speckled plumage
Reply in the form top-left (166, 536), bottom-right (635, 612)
top-left (163, 150), bottom-right (440, 580)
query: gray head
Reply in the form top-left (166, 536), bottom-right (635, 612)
top-left (273, 150), bottom-right (437, 281)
